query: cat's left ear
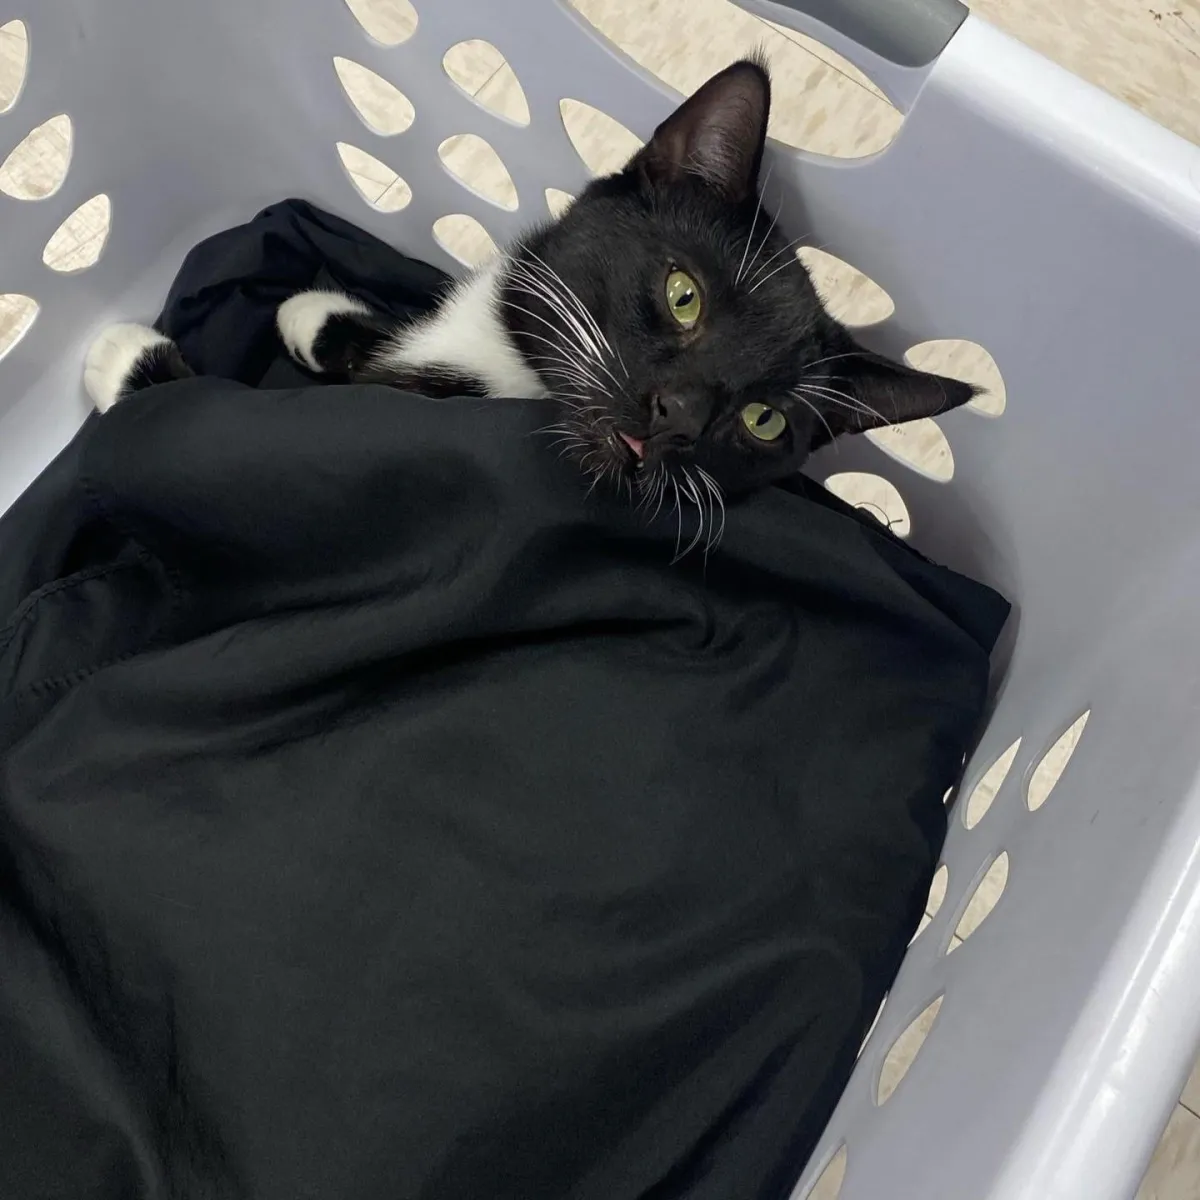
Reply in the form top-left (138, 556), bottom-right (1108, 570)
top-left (814, 347), bottom-right (978, 446)
top-left (632, 58), bottom-right (770, 203)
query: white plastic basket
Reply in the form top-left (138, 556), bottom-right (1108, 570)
top-left (4, 1), bottom-right (1200, 1196)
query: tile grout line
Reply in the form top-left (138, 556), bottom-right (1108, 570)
top-left (44, 226), bottom-right (107, 272)
top-left (470, 63), bottom-right (506, 99)
top-left (755, 17), bottom-right (890, 105)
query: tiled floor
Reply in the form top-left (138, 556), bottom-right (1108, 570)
top-left (4, 0), bottom-right (1200, 1194)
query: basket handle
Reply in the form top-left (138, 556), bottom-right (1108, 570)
top-left (731, 0), bottom-right (968, 111)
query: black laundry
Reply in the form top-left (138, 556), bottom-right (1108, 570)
top-left (0, 200), bottom-right (1008, 1200)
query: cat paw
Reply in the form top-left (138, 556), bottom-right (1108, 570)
top-left (277, 290), bottom-right (373, 373)
top-left (84, 323), bottom-right (178, 413)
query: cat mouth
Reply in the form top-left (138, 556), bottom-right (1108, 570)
top-left (615, 430), bottom-right (646, 469)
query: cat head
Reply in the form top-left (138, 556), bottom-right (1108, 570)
top-left (502, 57), bottom-right (973, 502)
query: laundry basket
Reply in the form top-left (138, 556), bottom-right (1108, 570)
top-left (5, 0), bottom-right (1200, 1196)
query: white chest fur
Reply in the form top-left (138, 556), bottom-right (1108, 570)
top-left (375, 260), bottom-right (547, 400)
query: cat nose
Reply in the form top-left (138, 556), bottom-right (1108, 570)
top-left (649, 393), bottom-right (708, 444)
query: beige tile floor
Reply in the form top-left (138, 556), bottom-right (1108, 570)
top-left (4, 0), bottom-right (1200, 1193)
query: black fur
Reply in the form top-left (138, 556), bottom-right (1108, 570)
top-left (127, 341), bottom-right (195, 393)
top-left (310, 311), bottom-right (392, 380)
top-left (362, 365), bottom-right (487, 399)
top-left (306, 312), bottom-right (488, 397)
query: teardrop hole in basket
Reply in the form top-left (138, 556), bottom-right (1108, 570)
top-left (343, 0), bottom-right (416, 45)
top-left (963, 738), bottom-right (1021, 830)
top-left (559, 98), bottom-right (643, 177)
top-left (866, 420), bottom-right (954, 483)
top-left (949, 851), bottom-right (1009, 951)
top-left (545, 188), bottom-right (575, 219)
top-left (906, 339), bottom-right (1006, 417)
top-left (433, 214), bottom-right (497, 268)
top-left (926, 863), bottom-right (949, 920)
top-left (335, 143), bottom-right (411, 211)
top-left (909, 863), bottom-right (947, 946)
top-left (877, 995), bottom-right (942, 1105)
top-left (563, 0), bottom-right (899, 159)
top-left (43, 193), bottom-right (110, 273)
top-left (805, 1143), bottom-right (848, 1199)
top-left (823, 472), bottom-right (910, 538)
top-left (0, 20), bottom-right (29, 114)
top-left (333, 58), bottom-right (415, 136)
top-left (796, 247), bottom-right (894, 327)
top-left (438, 135), bottom-right (517, 210)
top-left (0, 113), bottom-right (72, 200)
top-left (1028, 712), bottom-right (1090, 812)
top-left (442, 41), bottom-right (530, 126)
top-left (0, 294), bottom-right (38, 361)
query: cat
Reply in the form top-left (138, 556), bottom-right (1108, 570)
top-left (84, 57), bottom-right (974, 527)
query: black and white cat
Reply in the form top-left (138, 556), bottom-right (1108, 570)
top-left (85, 58), bottom-right (973, 507)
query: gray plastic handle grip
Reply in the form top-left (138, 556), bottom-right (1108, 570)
top-left (758, 0), bottom-right (968, 67)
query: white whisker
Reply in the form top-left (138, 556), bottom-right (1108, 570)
top-left (673, 471), bottom-right (706, 563)
top-left (734, 167), bottom-right (774, 286)
top-left (500, 318), bottom-right (606, 381)
top-left (500, 296), bottom-right (611, 392)
top-left (747, 253), bottom-right (799, 294)
top-left (735, 189), bottom-right (765, 285)
top-left (696, 467), bottom-right (726, 552)
top-left (647, 470), bottom-right (668, 524)
top-left (789, 388), bottom-right (836, 444)
top-left (500, 309), bottom-right (612, 399)
top-left (741, 204), bottom-right (780, 292)
top-left (510, 272), bottom-right (609, 376)
top-left (508, 257), bottom-right (626, 394)
top-left (683, 470), bottom-right (707, 562)
top-left (799, 351), bottom-right (870, 372)
top-left (524, 252), bottom-right (616, 359)
top-left (746, 234), bottom-right (807, 292)
top-left (796, 382), bottom-right (888, 429)
top-left (671, 480), bottom-right (684, 559)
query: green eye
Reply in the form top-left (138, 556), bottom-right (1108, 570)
top-left (741, 402), bottom-right (787, 442)
top-left (665, 269), bottom-right (702, 328)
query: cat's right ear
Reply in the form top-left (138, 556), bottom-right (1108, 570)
top-left (630, 58), bottom-right (771, 204)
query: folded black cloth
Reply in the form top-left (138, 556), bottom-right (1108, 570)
top-left (0, 200), bottom-right (1008, 1200)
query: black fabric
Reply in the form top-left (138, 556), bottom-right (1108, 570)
top-left (0, 200), bottom-right (1009, 1200)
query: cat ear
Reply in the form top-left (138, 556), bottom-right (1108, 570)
top-left (632, 58), bottom-right (770, 203)
top-left (813, 346), bottom-right (978, 446)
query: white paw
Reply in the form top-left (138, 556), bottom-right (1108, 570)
top-left (277, 290), bottom-right (370, 372)
top-left (84, 323), bottom-right (171, 413)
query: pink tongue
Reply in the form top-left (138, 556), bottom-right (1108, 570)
top-left (618, 432), bottom-right (645, 459)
